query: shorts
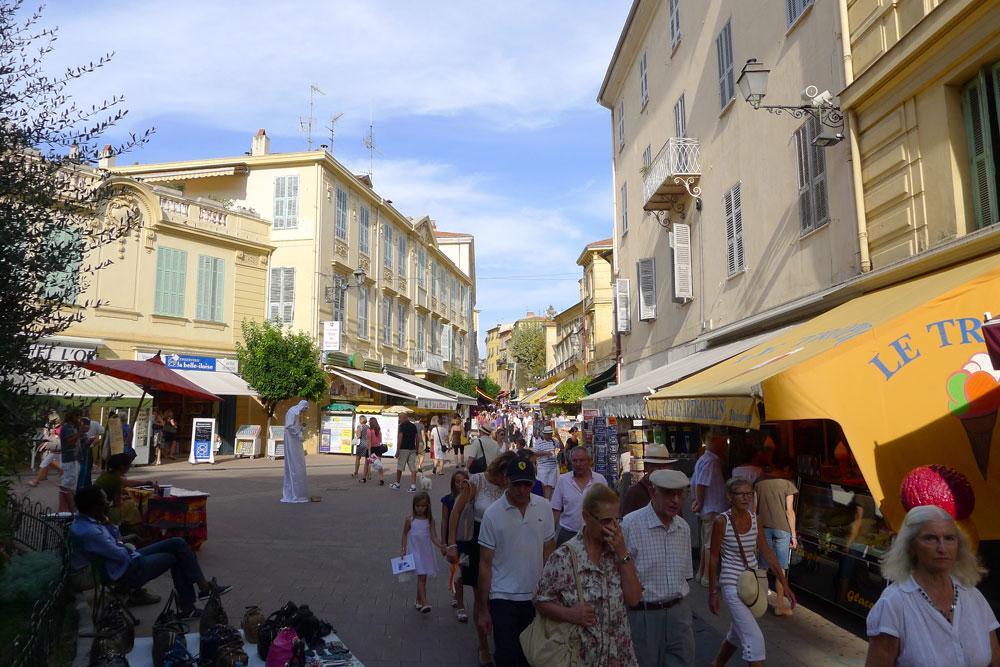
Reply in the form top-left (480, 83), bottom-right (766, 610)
top-left (397, 448), bottom-right (417, 473)
top-left (759, 528), bottom-right (792, 569)
top-left (700, 513), bottom-right (718, 551)
top-left (40, 451), bottom-right (60, 469)
top-left (459, 521), bottom-right (482, 588)
top-left (60, 461), bottom-right (79, 489)
top-left (536, 464), bottom-right (558, 489)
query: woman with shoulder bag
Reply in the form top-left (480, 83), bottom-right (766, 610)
top-left (431, 417), bottom-right (449, 476)
top-left (450, 415), bottom-right (465, 469)
top-left (352, 416), bottom-right (369, 481)
top-left (365, 418), bottom-right (386, 486)
top-left (532, 483), bottom-right (641, 666)
top-left (708, 477), bottom-right (795, 667)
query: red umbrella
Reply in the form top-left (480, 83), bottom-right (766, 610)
top-left (75, 352), bottom-right (222, 429)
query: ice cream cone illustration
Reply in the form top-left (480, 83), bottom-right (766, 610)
top-left (947, 353), bottom-right (1000, 479)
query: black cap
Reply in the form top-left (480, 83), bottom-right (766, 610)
top-left (507, 457), bottom-right (536, 483)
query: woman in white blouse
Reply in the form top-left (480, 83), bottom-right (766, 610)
top-left (866, 504), bottom-right (1000, 667)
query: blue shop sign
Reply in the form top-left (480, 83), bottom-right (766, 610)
top-left (164, 353), bottom-right (217, 371)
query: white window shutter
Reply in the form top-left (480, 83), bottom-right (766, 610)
top-left (671, 223), bottom-right (693, 299)
top-left (273, 177), bottom-right (286, 228)
top-left (733, 183), bottom-right (745, 272)
top-left (269, 267), bottom-right (281, 321)
top-left (615, 278), bottom-right (631, 333)
top-left (287, 176), bottom-right (299, 225)
top-left (196, 255), bottom-right (209, 321)
top-left (282, 267), bottom-right (295, 323)
top-left (637, 257), bottom-right (657, 320)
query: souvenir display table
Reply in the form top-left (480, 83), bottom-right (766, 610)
top-left (125, 486), bottom-right (210, 551)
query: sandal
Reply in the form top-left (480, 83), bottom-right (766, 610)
top-left (420, 605), bottom-right (431, 614)
top-left (451, 599), bottom-right (458, 608)
top-left (456, 609), bottom-right (468, 623)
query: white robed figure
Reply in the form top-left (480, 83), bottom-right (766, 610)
top-left (281, 400), bottom-right (310, 503)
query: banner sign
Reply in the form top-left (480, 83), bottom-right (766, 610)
top-left (647, 395), bottom-right (759, 430)
top-left (322, 321), bottom-right (341, 352)
top-left (137, 352), bottom-right (238, 373)
top-left (417, 397), bottom-right (457, 411)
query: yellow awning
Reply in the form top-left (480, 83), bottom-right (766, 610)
top-left (648, 252), bottom-right (1000, 537)
top-left (522, 378), bottom-right (564, 406)
top-left (355, 404), bottom-right (384, 414)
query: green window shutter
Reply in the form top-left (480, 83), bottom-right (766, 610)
top-left (196, 255), bottom-right (209, 321)
top-left (964, 72), bottom-right (999, 229)
top-left (155, 248), bottom-right (168, 314)
top-left (156, 248), bottom-right (187, 316)
top-left (173, 249), bottom-right (188, 316)
top-left (212, 258), bottom-right (224, 322)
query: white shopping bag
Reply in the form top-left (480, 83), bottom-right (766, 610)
top-left (391, 554), bottom-right (416, 582)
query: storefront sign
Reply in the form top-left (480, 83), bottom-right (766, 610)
top-left (647, 395), bottom-right (759, 429)
top-left (189, 418), bottom-right (216, 464)
top-left (137, 351), bottom-right (238, 373)
top-left (320, 413), bottom-right (355, 454)
top-left (417, 398), bottom-right (456, 411)
top-left (30, 344), bottom-right (98, 362)
top-left (322, 321), bottom-right (341, 352)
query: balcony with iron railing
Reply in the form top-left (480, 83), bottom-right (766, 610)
top-left (642, 138), bottom-right (701, 211)
top-left (412, 348), bottom-right (446, 374)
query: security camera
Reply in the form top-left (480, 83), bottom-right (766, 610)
top-left (800, 85), bottom-right (819, 102)
top-left (811, 90), bottom-right (835, 107)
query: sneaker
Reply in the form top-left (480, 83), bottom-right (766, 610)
top-left (456, 609), bottom-right (468, 623)
top-left (389, 482), bottom-right (401, 490)
top-left (198, 580), bottom-right (233, 600)
top-left (408, 485), bottom-right (417, 493)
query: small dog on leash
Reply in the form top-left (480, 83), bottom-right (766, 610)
top-left (417, 473), bottom-right (433, 492)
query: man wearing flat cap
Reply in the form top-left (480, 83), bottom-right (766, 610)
top-left (621, 443), bottom-right (678, 515)
top-left (621, 469), bottom-right (695, 667)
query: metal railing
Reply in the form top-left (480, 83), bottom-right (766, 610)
top-left (642, 137), bottom-right (701, 206)
top-left (7, 493), bottom-right (72, 667)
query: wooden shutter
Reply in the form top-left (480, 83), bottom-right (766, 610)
top-left (670, 0), bottom-right (680, 49)
top-left (196, 255), bottom-right (211, 321)
top-left (615, 278), bottom-right (631, 333)
top-left (724, 185), bottom-right (745, 276)
top-left (794, 124), bottom-right (812, 232)
top-left (443, 325), bottom-right (452, 360)
top-left (212, 258), bottom-right (224, 322)
top-left (636, 257), bottom-right (657, 320)
top-left (287, 176), bottom-right (299, 226)
top-left (733, 183), bottom-right (745, 272)
top-left (281, 267), bottom-right (294, 323)
top-left (671, 223), bottom-right (693, 299)
top-left (674, 94), bottom-right (686, 138)
top-left (156, 248), bottom-right (187, 317)
top-left (810, 118), bottom-right (829, 226)
top-left (964, 72), bottom-right (998, 230)
top-left (273, 177), bottom-right (286, 228)
top-left (398, 234), bottom-right (406, 277)
top-left (716, 21), bottom-right (733, 108)
top-left (269, 267), bottom-right (281, 321)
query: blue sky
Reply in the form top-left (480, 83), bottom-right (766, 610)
top-left (42, 1), bottom-right (631, 351)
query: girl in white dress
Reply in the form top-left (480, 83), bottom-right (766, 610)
top-left (402, 491), bottom-right (445, 613)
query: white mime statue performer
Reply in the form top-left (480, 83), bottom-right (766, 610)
top-left (281, 400), bottom-right (310, 503)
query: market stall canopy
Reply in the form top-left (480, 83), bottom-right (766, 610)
top-left (27, 365), bottom-right (145, 399)
top-left (76, 354), bottom-right (222, 402)
top-left (329, 368), bottom-right (458, 411)
top-left (647, 252), bottom-right (1000, 538)
top-left (521, 378), bottom-right (564, 407)
top-left (584, 364), bottom-right (618, 396)
top-left (385, 370), bottom-right (478, 407)
top-left (172, 370), bottom-right (256, 397)
top-left (583, 327), bottom-right (788, 418)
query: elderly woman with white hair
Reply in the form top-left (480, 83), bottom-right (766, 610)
top-left (866, 504), bottom-right (1000, 667)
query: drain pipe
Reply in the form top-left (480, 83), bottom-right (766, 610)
top-left (839, 0), bottom-right (872, 273)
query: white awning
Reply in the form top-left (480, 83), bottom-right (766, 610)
top-left (143, 166), bottom-right (247, 183)
top-left (385, 371), bottom-right (478, 406)
top-left (582, 327), bottom-right (792, 418)
top-left (173, 370), bottom-right (257, 397)
top-left (331, 368), bottom-right (458, 410)
top-left (28, 369), bottom-right (144, 400)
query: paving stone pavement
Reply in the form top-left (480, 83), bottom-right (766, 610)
top-left (15, 455), bottom-right (869, 666)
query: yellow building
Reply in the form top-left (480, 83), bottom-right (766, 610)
top-left (542, 301), bottom-right (584, 382)
top-left (840, 0), bottom-right (1000, 269)
top-left (577, 238), bottom-right (616, 379)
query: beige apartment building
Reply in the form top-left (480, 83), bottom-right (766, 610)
top-left (113, 131), bottom-right (478, 382)
top-left (483, 323), bottom-right (513, 390)
top-left (598, 0), bottom-right (860, 379)
top-left (577, 238), bottom-right (616, 379)
top-left (542, 301), bottom-right (584, 383)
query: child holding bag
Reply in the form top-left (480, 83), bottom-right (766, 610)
top-left (401, 491), bottom-right (445, 614)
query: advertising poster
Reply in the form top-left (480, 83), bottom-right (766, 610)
top-left (189, 418), bottom-right (216, 464)
top-left (606, 416), bottom-right (619, 484)
top-left (353, 412), bottom-right (400, 458)
top-left (131, 406), bottom-right (153, 466)
top-left (320, 413), bottom-right (355, 454)
top-left (593, 416), bottom-right (608, 478)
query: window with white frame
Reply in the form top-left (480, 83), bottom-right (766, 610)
top-left (358, 285), bottom-right (369, 339)
top-left (416, 314), bottom-right (425, 351)
top-left (195, 255), bottom-right (224, 322)
top-left (786, 0), bottom-right (814, 26)
top-left (382, 296), bottom-right (393, 344)
top-left (723, 182), bottom-right (745, 276)
top-left (332, 275), bottom-right (347, 326)
top-left (268, 267), bottom-right (295, 324)
top-left (457, 333), bottom-right (465, 368)
top-left (431, 260), bottom-right (438, 297)
top-left (397, 303), bottom-right (406, 349)
top-left (383, 223), bottom-right (394, 270)
top-left (397, 233), bottom-right (407, 278)
top-left (359, 205), bottom-right (371, 255)
top-left (794, 116), bottom-right (829, 234)
top-left (618, 100), bottom-right (625, 150)
top-left (335, 187), bottom-right (348, 241)
top-left (642, 145), bottom-right (652, 172)
top-left (674, 94), bottom-right (687, 137)
top-left (716, 20), bottom-right (734, 109)
top-left (639, 50), bottom-right (648, 107)
top-left (273, 176), bottom-right (299, 229)
top-left (417, 247), bottom-right (426, 288)
top-left (620, 182), bottom-right (629, 234)
top-left (636, 257), bottom-right (657, 320)
top-left (450, 276), bottom-right (458, 312)
top-left (669, 0), bottom-right (681, 49)
top-left (461, 284), bottom-right (469, 315)
top-left (155, 247), bottom-right (187, 317)
top-left (430, 318), bottom-right (439, 354)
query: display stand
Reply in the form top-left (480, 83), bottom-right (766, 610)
top-left (234, 425), bottom-right (262, 459)
top-left (188, 418), bottom-right (217, 464)
top-left (267, 425), bottom-right (285, 459)
top-left (131, 406), bottom-right (154, 466)
top-left (320, 411), bottom-right (355, 454)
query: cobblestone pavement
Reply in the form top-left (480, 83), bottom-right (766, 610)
top-left (15, 456), bottom-right (868, 666)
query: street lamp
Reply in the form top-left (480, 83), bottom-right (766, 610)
top-left (736, 58), bottom-right (845, 146)
top-left (353, 267), bottom-right (366, 288)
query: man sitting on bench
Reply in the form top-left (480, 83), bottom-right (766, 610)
top-left (70, 486), bottom-right (230, 618)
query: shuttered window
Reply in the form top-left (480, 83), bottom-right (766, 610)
top-left (154, 247), bottom-right (187, 317)
top-left (397, 233), bottom-right (407, 278)
top-left (642, 145), bottom-right (652, 172)
top-left (461, 284), bottom-right (469, 314)
top-left (397, 302), bottom-right (406, 349)
top-left (639, 50), bottom-right (648, 107)
top-left (359, 205), bottom-right (371, 254)
top-left (620, 182), bottom-right (629, 234)
top-left (794, 116), bottom-right (830, 234)
top-left (268, 267), bottom-right (295, 324)
top-left (431, 318), bottom-right (439, 354)
top-left (332, 275), bottom-right (347, 326)
top-left (358, 286), bottom-right (369, 339)
top-left (669, 0), bottom-right (681, 49)
top-left (963, 66), bottom-right (1000, 230)
top-left (416, 314), bottom-right (426, 351)
top-left (458, 333), bottom-right (465, 369)
top-left (382, 296), bottom-right (393, 344)
top-left (786, 0), bottom-right (814, 26)
top-left (671, 223), bottom-right (693, 300)
top-left (674, 94), bottom-right (687, 138)
top-left (417, 247), bottom-right (427, 288)
top-left (618, 100), bottom-right (625, 151)
top-left (273, 176), bottom-right (299, 229)
top-left (383, 224), bottom-right (394, 270)
top-left (195, 255), bottom-right (224, 322)
top-left (335, 187), bottom-right (348, 241)
top-left (636, 257), bottom-right (657, 321)
top-left (724, 183), bottom-right (746, 277)
top-left (716, 20), bottom-right (734, 109)
top-left (615, 278), bottom-right (631, 333)
top-left (442, 324), bottom-right (452, 360)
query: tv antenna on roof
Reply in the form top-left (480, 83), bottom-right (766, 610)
top-left (326, 113), bottom-right (344, 154)
top-left (299, 83), bottom-right (325, 150)
top-left (363, 111), bottom-right (382, 179)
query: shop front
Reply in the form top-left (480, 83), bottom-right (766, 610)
top-left (645, 252), bottom-right (1000, 615)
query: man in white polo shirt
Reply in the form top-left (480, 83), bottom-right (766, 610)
top-left (551, 446), bottom-right (607, 545)
top-left (478, 457), bottom-right (555, 667)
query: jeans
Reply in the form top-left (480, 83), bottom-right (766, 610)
top-left (556, 526), bottom-right (578, 546)
top-left (759, 528), bottom-right (792, 569)
top-left (115, 537), bottom-right (204, 610)
top-left (489, 598), bottom-right (535, 667)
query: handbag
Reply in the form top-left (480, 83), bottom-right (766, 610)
top-left (199, 578), bottom-right (229, 635)
top-left (241, 605), bottom-right (265, 644)
top-left (152, 591), bottom-right (188, 667)
top-left (727, 511), bottom-right (769, 618)
top-left (91, 598), bottom-right (135, 662)
top-left (519, 547), bottom-right (583, 667)
top-left (371, 443), bottom-right (388, 457)
top-left (257, 601), bottom-right (299, 660)
top-left (468, 438), bottom-right (487, 474)
top-left (198, 624), bottom-right (242, 667)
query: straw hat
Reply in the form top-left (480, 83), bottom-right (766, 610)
top-left (641, 443), bottom-right (677, 464)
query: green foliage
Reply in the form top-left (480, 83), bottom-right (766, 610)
top-left (444, 370), bottom-right (477, 397)
top-left (235, 320), bottom-right (327, 419)
top-left (554, 377), bottom-right (591, 405)
top-left (478, 376), bottom-right (501, 400)
top-left (510, 323), bottom-right (546, 389)
top-left (0, 551), bottom-right (61, 603)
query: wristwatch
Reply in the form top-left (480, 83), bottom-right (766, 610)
top-left (618, 553), bottom-right (632, 565)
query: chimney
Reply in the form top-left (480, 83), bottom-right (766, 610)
top-left (251, 128), bottom-right (270, 156)
top-left (98, 145), bottom-right (115, 169)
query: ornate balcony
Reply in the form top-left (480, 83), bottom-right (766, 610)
top-left (642, 138), bottom-right (701, 211)
top-left (412, 349), bottom-right (445, 374)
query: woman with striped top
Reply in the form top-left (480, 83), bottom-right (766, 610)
top-left (708, 477), bottom-right (796, 666)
